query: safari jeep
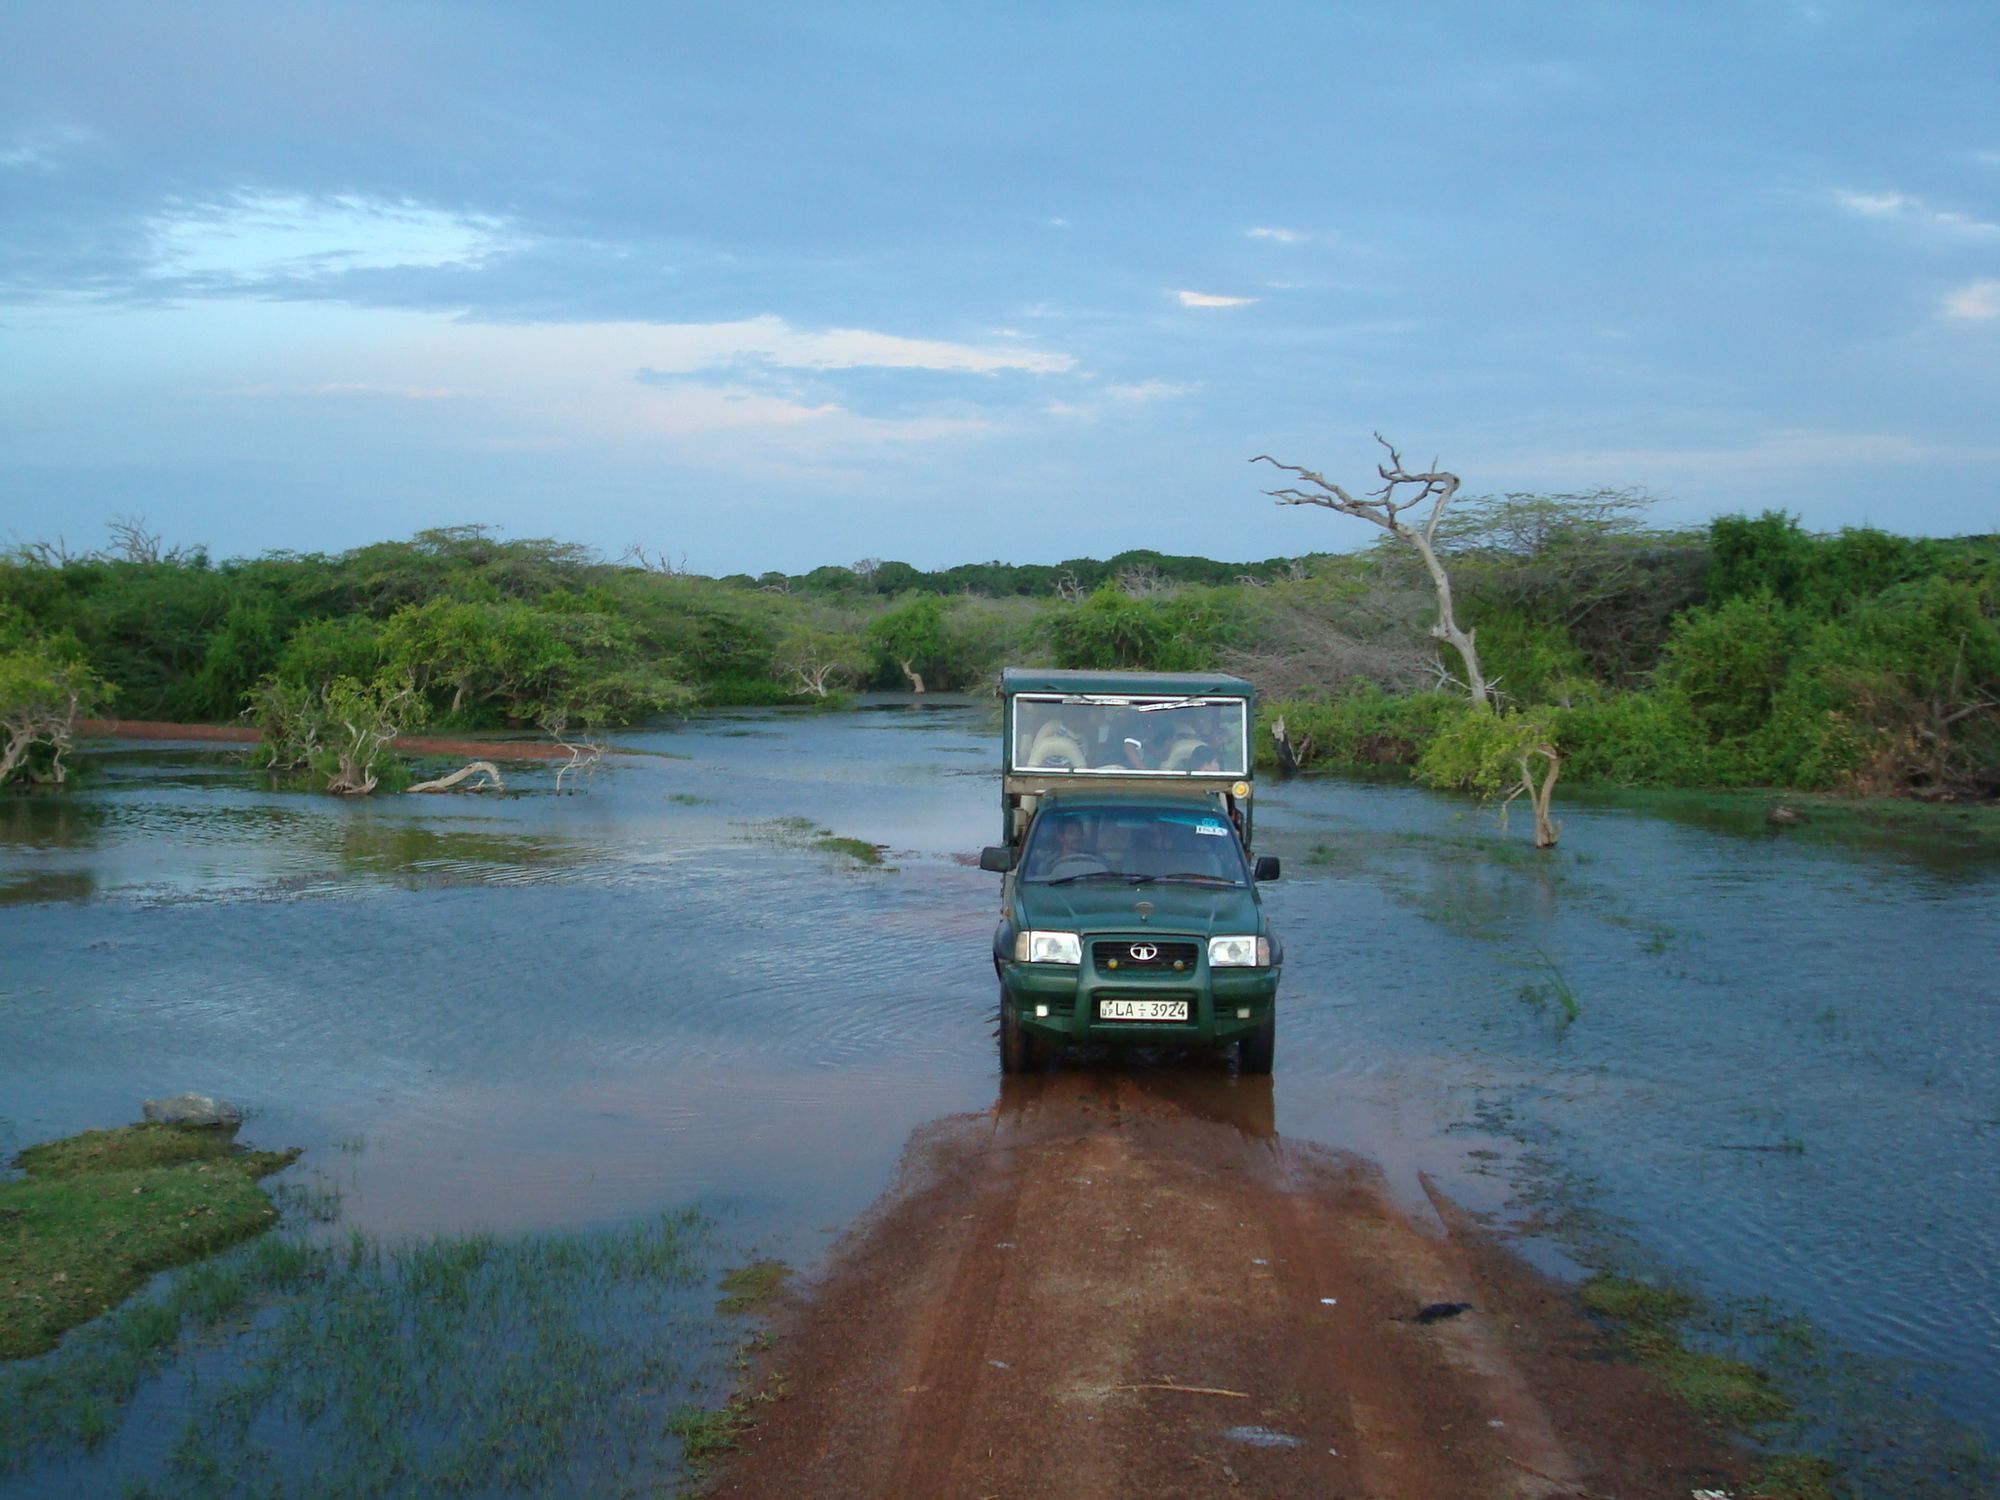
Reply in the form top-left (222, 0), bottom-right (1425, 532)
top-left (980, 669), bottom-right (1282, 1074)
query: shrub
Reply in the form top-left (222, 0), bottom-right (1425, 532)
top-left (1259, 687), bottom-right (1467, 771)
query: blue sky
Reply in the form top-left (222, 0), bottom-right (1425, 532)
top-left (3, 1), bottom-right (1996, 572)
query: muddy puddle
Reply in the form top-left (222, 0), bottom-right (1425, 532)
top-left (2, 699), bottom-right (1997, 1495)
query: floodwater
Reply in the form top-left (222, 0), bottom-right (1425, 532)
top-left (3, 699), bottom-right (1997, 1492)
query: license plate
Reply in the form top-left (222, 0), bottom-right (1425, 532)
top-left (1099, 999), bottom-right (1190, 1022)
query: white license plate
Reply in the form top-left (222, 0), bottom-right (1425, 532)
top-left (1100, 999), bottom-right (1190, 1022)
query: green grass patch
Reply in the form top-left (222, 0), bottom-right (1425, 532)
top-left (1, 1124), bottom-right (299, 1361)
top-left (1581, 1274), bottom-right (1790, 1429)
top-left (1, 1209), bottom-right (720, 1494)
top-left (810, 835), bottom-right (885, 866)
top-left (744, 816), bottom-right (892, 869)
top-left (716, 1259), bottom-right (790, 1315)
top-left (666, 1397), bottom-right (757, 1472)
top-left (1749, 1452), bottom-right (1841, 1500)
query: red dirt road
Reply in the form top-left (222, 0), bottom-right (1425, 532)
top-left (714, 1070), bottom-right (1744, 1500)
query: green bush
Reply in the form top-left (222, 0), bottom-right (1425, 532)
top-left (1260, 687), bottom-right (1468, 771)
top-left (1656, 593), bottom-right (1807, 742)
top-left (1414, 706), bottom-right (1558, 798)
top-left (1047, 585), bottom-right (1228, 672)
top-left (1556, 691), bottom-right (1713, 786)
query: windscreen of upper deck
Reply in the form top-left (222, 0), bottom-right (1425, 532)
top-left (1008, 694), bottom-right (1250, 776)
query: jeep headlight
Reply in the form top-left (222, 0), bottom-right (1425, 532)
top-left (1015, 930), bottom-right (1082, 965)
top-left (1208, 935), bottom-right (1271, 968)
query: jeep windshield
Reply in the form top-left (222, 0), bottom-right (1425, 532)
top-left (1020, 806), bottom-right (1250, 886)
top-left (1010, 694), bottom-right (1249, 775)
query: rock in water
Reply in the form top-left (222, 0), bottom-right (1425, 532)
top-left (142, 1093), bottom-right (243, 1128)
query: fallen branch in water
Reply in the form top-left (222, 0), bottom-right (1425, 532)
top-left (406, 760), bottom-right (503, 794)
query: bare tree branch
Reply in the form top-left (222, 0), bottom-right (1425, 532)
top-left (1255, 436), bottom-right (1491, 707)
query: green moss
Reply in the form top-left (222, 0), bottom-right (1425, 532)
top-left (1, 1125), bottom-right (299, 1361)
top-left (1579, 1275), bottom-right (1697, 1326)
top-left (716, 1259), bottom-right (790, 1314)
top-left (1580, 1275), bottom-right (1790, 1430)
top-left (1750, 1452), bottom-right (1841, 1500)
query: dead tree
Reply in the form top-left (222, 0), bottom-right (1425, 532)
top-left (1504, 742), bottom-right (1563, 849)
top-left (540, 714), bottom-right (605, 792)
top-left (407, 761), bottom-right (504, 793)
top-left (1253, 436), bottom-right (1492, 710)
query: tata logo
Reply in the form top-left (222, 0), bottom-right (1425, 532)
top-left (1128, 943), bottom-right (1159, 963)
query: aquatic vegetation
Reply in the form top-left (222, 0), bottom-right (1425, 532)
top-left (745, 815), bottom-right (892, 869)
top-left (1518, 948), bottom-right (1580, 1026)
top-left (1581, 1274), bottom-right (1791, 1428)
top-left (0, 1209), bottom-right (726, 1496)
top-left (0, 1123), bottom-right (298, 1360)
top-left (716, 1259), bottom-right (790, 1314)
top-left (811, 835), bottom-right (886, 867)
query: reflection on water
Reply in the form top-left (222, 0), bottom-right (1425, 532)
top-left (2, 701), bottom-right (1998, 1483)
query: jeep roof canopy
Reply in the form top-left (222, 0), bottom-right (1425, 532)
top-left (997, 667), bottom-right (1257, 848)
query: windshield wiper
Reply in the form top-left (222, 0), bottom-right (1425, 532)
top-left (1151, 871), bottom-right (1241, 886)
top-left (1038, 871), bottom-right (1156, 886)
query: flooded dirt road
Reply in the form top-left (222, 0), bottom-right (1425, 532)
top-left (718, 1071), bottom-right (1738, 1500)
top-left (4, 703), bottom-right (1998, 1496)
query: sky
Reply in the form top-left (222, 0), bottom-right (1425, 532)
top-left (2, 1), bottom-right (1997, 573)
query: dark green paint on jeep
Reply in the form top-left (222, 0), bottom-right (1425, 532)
top-left (984, 669), bottom-right (1282, 1074)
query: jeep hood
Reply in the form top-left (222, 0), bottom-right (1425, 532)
top-left (1014, 879), bottom-right (1263, 936)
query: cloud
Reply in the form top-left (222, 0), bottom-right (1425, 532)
top-left (1833, 189), bottom-right (2000, 236)
top-left (1045, 377), bottom-right (1197, 421)
top-left (1943, 280), bottom-right (2000, 320)
top-left (1247, 226), bottom-right (1306, 244)
top-left (0, 125), bottom-right (97, 172)
top-left (147, 192), bottom-right (519, 280)
top-left (1175, 289), bottom-right (1257, 308)
top-left (266, 307), bottom-right (1054, 455)
top-left (1521, 428), bottom-right (2000, 481)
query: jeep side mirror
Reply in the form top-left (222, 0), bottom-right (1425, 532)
top-left (979, 846), bottom-right (1016, 873)
top-left (1254, 855), bottom-right (1281, 882)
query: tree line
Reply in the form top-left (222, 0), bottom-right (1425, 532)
top-left (2, 507), bottom-right (1995, 799)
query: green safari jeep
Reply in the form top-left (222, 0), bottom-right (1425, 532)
top-left (980, 669), bottom-right (1282, 1073)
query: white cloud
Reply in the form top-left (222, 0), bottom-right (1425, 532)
top-left (312, 309), bottom-right (1056, 453)
top-left (1247, 226), bottom-right (1306, 244)
top-left (1943, 280), bottom-right (2000, 320)
top-left (649, 316), bottom-right (1072, 376)
top-left (1175, 289), bottom-right (1258, 308)
top-left (148, 192), bottom-right (519, 279)
top-left (1833, 188), bottom-right (2000, 236)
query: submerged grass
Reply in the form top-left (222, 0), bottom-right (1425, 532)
top-left (1584, 1277), bottom-right (1790, 1427)
top-left (744, 814), bottom-right (893, 869)
top-left (0, 1206), bottom-right (724, 1496)
top-left (810, 835), bottom-right (886, 866)
top-left (1, 1124), bottom-right (299, 1361)
top-left (716, 1259), bottom-right (790, 1314)
top-left (671, 1258), bottom-right (795, 1478)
